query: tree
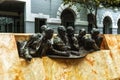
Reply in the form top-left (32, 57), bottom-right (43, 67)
top-left (63, 0), bottom-right (120, 33)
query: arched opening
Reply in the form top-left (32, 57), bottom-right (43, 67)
top-left (103, 16), bottom-right (112, 34)
top-left (60, 8), bottom-right (75, 28)
top-left (117, 19), bottom-right (120, 34)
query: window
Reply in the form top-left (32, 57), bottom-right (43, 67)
top-left (35, 18), bottom-right (46, 33)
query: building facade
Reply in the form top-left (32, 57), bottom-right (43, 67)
top-left (0, 0), bottom-right (120, 34)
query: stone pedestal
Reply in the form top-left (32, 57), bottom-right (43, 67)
top-left (0, 34), bottom-right (120, 80)
top-left (0, 33), bottom-right (20, 80)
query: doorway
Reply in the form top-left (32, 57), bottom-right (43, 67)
top-left (103, 16), bottom-right (112, 34)
top-left (0, 1), bottom-right (25, 33)
top-left (61, 8), bottom-right (75, 29)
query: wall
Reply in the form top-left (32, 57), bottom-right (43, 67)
top-left (25, 21), bottom-right (35, 33)
top-left (23, 0), bottom-right (120, 34)
top-left (31, 0), bottom-right (62, 18)
top-left (97, 8), bottom-right (120, 34)
top-left (30, 0), bottom-right (88, 33)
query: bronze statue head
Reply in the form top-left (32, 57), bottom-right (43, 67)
top-left (57, 26), bottom-right (66, 36)
top-left (91, 28), bottom-right (100, 36)
top-left (41, 25), bottom-right (48, 33)
top-left (44, 28), bottom-right (54, 40)
top-left (66, 26), bottom-right (74, 36)
top-left (79, 28), bottom-right (86, 37)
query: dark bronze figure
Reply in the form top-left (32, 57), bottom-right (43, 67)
top-left (66, 26), bottom-right (82, 56)
top-left (41, 25), bottom-right (48, 35)
top-left (66, 26), bottom-right (79, 51)
top-left (91, 28), bottom-right (103, 48)
top-left (83, 34), bottom-right (100, 51)
top-left (17, 25), bottom-right (48, 61)
top-left (77, 28), bottom-right (100, 51)
top-left (77, 28), bottom-right (86, 48)
top-left (53, 26), bottom-right (70, 51)
top-left (17, 33), bottom-right (43, 61)
top-left (52, 26), bottom-right (81, 57)
top-left (36, 28), bottom-right (69, 57)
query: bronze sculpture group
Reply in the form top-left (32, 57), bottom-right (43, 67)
top-left (17, 25), bottom-right (103, 61)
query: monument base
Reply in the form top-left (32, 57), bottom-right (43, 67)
top-left (0, 33), bottom-right (120, 80)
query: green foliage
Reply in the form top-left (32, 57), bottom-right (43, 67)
top-left (63, 0), bottom-right (120, 7)
top-left (63, 0), bottom-right (98, 13)
top-left (101, 0), bottom-right (120, 7)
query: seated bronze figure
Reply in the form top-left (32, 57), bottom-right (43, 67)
top-left (66, 26), bottom-right (79, 51)
top-left (17, 33), bottom-right (43, 61)
top-left (83, 35), bottom-right (100, 51)
top-left (91, 28), bottom-right (103, 48)
top-left (36, 28), bottom-right (70, 57)
top-left (53, 26), bottom-right (70, 51)
top-left (66, 26), bottom-right (82, 56)
top-left (50, 26), bottom-right (85, 58)
top-left (77, 28), bottom-right (86, 48)
top-left (77, 28), bottom-right (101, 52)
top-left (17, 25), bottom-right (49, 60)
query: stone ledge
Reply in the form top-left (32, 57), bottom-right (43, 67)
top-left (0, 33), bottom-right (120, 80)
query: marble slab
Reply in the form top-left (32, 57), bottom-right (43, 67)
top-left (103, 34), bottom-right (119, 50)
top-left (0, 33), bottom-right (20, 80)
top-left (42, 50), bottom-right (120, 80)
top-left (0, 33), bottom-right (120, 80)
